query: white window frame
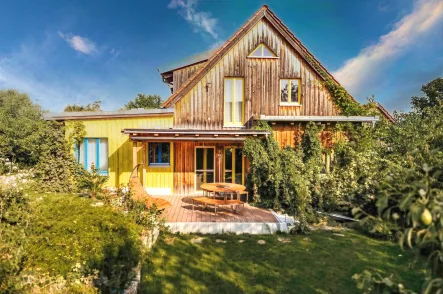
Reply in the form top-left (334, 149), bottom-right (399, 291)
top-left (223, 77), bottom-right (244, 127)
top-left (247, 43), bottom-right (278, 59)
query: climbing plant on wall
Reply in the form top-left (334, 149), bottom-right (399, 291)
top-left (305, 56), bottom-right (380, 116)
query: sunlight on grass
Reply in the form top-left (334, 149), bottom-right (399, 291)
top-left (140, 230), bottom-right (425, 294)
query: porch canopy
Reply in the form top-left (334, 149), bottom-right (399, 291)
top-left (253, 115), bottom-right (380, 123)
top-left (122, 129), bottom-right (271, 142)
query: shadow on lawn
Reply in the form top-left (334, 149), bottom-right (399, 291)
top-left (139, 231), bottom-right (424, 294)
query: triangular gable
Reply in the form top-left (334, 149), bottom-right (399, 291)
top-left (162, 5), bottom-right (337, 108)
top-left (248, 43), bottom-right (277, 58)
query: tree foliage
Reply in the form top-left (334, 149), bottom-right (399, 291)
top-left (64, 100), bottom-right (102, 112)
top-left (0, 90), bottom-right (44, 168)
top-left (32, 121), bottom-right (84, 193)
top-left (411, 77), bottom-right (443, 112)
top-left (124, 94), bottom-right (162, 110)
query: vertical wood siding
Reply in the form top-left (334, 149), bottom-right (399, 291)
top-left (173, 62), bottom-right (207, 93)
top-left (173, 19), bottom-right (339, 130)
top-left (66, 116), bottom-right (173, 189)
top-left (272, 123), bottom-right (344, 149)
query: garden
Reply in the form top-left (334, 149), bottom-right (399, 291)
top-left (1, 78), bottom-right (443, 293)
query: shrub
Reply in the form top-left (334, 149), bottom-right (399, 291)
top-left (33, 121), bottom-right (84, 193)
top-left (25, 193), bottom-right (142, 292)
top-left (0, 182), bottom-right (30, 292)
top-left (77, 169), bottom-right (109, 199)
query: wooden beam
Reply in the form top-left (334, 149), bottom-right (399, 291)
top-left (254, 115), bottom-right (380, 123)
top-left (132, 136), bottom-right (247, 142)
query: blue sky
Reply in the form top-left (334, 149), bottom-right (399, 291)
top-left (0, 0), bottom-right (441, 112)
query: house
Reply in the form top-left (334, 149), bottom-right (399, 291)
top-left (45, 5), bottom-right (393, 196)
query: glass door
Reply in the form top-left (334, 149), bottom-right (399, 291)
top-left (195, 147), bottom-right (215, 191)
top-left (224, 147), bottom-right (244, 185)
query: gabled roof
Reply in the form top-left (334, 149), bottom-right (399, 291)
top-left (161, 5), bottom-right (340, 108)
top-left (44, 108), bottom-right (174, 121)
top-left (161, 5), bottom-right (394, 122)
top-left (158, 47), bottom-right (219, 74)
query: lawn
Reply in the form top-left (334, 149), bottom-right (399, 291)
top-left (140, 230), bottom-right (425, 294)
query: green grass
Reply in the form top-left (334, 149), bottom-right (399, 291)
top-left (140, 230), bottom-right (425, 294)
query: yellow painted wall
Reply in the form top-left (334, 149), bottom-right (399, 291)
top-left (66, 115), bottom-right (174, 192)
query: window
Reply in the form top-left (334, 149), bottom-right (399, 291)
top-left (224, 77), bottom-right (244, 125)
top-left (195, 147), bottom-right (215, 190)
top-left (75, 138), bottom-right (108, 174)
top-left (148, 143), bottom-right (170, 166)
top-left (224, 147), bottom-right (244, 185)
top-left (280, 79), bottom-right (301, 105)
top-left (248, 43), bottom-right (277, 58)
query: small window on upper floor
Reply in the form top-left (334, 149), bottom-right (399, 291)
top-left (280, 79), bottom-right (301, 105)
top-left (248, 43), bottom-right (277, 58)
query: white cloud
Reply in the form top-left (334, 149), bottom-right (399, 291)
top-left (58, 31), bottom-right (97, 54)
top-left (168, 0), bottom-right (218, 39)
top-left (0, 33), bottom-right (112, 111)
top-left (333, 0), bottom-right (443, 96)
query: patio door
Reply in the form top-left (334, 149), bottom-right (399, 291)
top-left (224, 147), bottom-right (244, 185)
top-left (195, 147), bottom-right (215, 191)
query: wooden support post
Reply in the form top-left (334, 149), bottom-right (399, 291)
top-left (142, 143), bottom-right (147, 187)
top-left (132, 142), bottom-right (138, 169)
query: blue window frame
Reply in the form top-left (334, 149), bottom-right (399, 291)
top-left (74, 138), bottom-right (109, 175)
top-left (148, 143), bottom-right (170, 166)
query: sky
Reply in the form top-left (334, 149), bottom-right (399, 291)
top-left (0, 0), bottom-right (442, 113)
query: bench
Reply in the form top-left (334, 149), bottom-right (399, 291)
top-left (192, 197), bottom-right (245, 215)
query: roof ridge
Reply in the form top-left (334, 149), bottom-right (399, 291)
top-left (160, 5), bottom-right (393, 123)
top-left (162, 5), bottom-right (267, 108)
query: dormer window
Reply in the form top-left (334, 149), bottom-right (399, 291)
top-left (248, 43), bottom-right (277, 58)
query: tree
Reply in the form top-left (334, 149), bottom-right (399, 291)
top-left (351, 78), bottom-right (443, 293)
top-left (411, 77), bottom-right (443, 112)
top-left (0, 90), bottom-right (44, 168)
top-left (124, 94), bottom-right (162, 110)
top-left (64, 100), bottom-right (102, 112)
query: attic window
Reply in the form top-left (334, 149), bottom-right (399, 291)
top-left (248, 44), bottom-right (277, 58)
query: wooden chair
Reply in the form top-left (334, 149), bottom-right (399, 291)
top-left (128, 164), bottom-right (171, 210)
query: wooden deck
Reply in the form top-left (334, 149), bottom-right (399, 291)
top-left (157, 195), bottom-right (278, 223)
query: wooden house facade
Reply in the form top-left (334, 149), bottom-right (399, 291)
top-left (46, 6), bottom-right (393, 195)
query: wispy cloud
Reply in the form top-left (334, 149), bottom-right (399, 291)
top-left (333, 0), bottom-right (443, 97)
top-left (58, 31), bottom-right (97, 54)
top-left (0, 33), bottom-right (113, 111)
top-left (168, 0), bottom-right (218, 39)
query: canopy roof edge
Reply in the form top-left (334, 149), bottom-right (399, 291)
top-left (254, 115), bottom-right (380, 123)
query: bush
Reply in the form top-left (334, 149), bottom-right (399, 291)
top-left (25, 193), bottom-right (142, 292)
top-left (0, 182), bottom-right (30, 292)
top-left (77, 169), bottom-right (109, 199)
top-left (33, 121), bottom-right (84, 193)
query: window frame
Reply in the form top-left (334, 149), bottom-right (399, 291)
top-left (194, 146), bottom-right (216, 191)
top-left (247, 43), bottom-right (278, 59)
top-left (279, 79), bottom-right (301, 106)
top-left (223, 146), bottom-right (245, 185)
top-left (223, 77), bottom-right (245, 127)
top-left (148, 142), bottom-right (171, 167)
top-left (74, 138), bottom-right (109, 175)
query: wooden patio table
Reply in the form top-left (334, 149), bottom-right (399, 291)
top-left (200, 182), bottom-right (246, 201)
